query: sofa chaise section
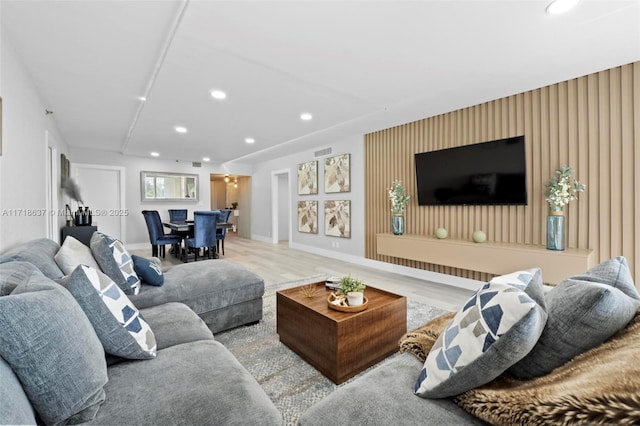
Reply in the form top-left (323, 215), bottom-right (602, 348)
top-left (129, 259), bottom-right (264, 333)
top-left (88, 301), bottom-right (282, 425)
top-left (88, 339), bottom-right (282, 425)
top-left (298, 353), bottom-right (485, 425)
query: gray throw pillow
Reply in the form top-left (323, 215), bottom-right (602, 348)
top-left (509, 256), bottom-right (640, 379)
top-left (0, 273), bottom-right (108, 425)
top-left (0, 238), bottom-right (64, 279)
top-left (90, 231), bottom-right (141, 295)
top-left (415, 268), bottom-right (547, 398)
top-left (59, 265), bottom-right (157, 359)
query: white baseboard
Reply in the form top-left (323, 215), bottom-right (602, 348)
top-left (125, 242), bottom-right (149, 251)
top-left (287, 242), bottom-right (484, 292)
top-left (251, 234), bottom-right (273, 244)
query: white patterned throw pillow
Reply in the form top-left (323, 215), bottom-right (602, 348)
top-left (54, 235), bottom-right (101, 275)
top-left (90, 232), bottom-right (141, 295)
top-left (60, 265), bottom-right (156, 359)
top-left (415, 269), bottom-right (547, 398)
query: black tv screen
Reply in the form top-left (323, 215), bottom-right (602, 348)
top-left (415, 136), bottom-right (527, 206)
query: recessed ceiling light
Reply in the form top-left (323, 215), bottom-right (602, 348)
top-left (210, 90), bottom-right (227, 100)
top-left (245, 138), bottom-right (255, 144)
top-left (300, 113), bottom-right (313, 121)
top-left (202, 157), bottom-right (210, 162)
top-left (150, 152), bottom-right (159, 157)
top-left (546, 0), bottom-right (580, 14)
top-left (138, 96), bottom-right (147, 102)
top-left (174, 126), bottom-right (188, 134)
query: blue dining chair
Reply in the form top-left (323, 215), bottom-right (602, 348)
top-left (141, 210), bottom-right (183, 258)
top-left (216, 209), bottom-right (232, 256)
top-left (168, 208), bottom-right (191, 241)
top-left (168, 209), bottom-right (187, 223)
top-left (183, 211), bottom-right (220, 262)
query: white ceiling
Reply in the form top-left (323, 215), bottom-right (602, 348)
top-left (2, 0), bottom-right (639, 166)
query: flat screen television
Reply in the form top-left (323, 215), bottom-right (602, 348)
top-left (415, 136), bottom-right (527, 206)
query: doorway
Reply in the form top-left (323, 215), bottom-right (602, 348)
top-left (271, 169), bottom-right (291, 245)
top-left (71, 164), bottom-right (126, 241)
top-left (209, 173), bottom-right (251, 238)
top-left (45, 132), bottom-right (58, 241)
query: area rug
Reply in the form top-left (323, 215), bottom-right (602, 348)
top-left (214, 275), bottom-right (447, 425)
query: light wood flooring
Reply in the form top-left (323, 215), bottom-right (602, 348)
top-left (133, 233), bottom-right (475, 312)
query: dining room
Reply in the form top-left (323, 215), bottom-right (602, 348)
top-left (209, 173), bottom-right (251, 239)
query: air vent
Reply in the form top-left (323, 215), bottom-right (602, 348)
top-left (314, 147), bottom-right (332, 157)
top-left (192, 162), bottom-right (202, 168)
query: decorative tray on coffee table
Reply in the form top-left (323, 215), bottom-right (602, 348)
top-left (327, 293), bottom-right (369, 313)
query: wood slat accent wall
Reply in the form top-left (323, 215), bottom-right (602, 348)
top-left (365, 61), bottom-right (639, 286)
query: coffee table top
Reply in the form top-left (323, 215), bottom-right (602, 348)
top-left (276, 281), bottom-right (405, 321)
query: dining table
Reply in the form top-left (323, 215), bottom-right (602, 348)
top-left (162, 220), bottom-right (233, 233)
top-left (162, 221), bottom-right (233, 261)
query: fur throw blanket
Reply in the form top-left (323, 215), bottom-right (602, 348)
top-left (399, 311), bottom-right (455, 360)
top-left (399, 311), bottom-right (640, 425)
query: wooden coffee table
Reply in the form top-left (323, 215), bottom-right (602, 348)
top-left (276, 281), bottom-right (407, 384)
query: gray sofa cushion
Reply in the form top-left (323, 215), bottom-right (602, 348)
top-left (299, 353), bottom-right (486, 425)
top-left (0, 261), bottom-right (43, 296)
top-left (88, 340), bottom-right (282, 425)
top-left (90, 232), bottom-right (141, 295)
top-left (510, 257), bottom-right (640, 378)
top-left (58, 265), bottom-right (157, 360)
top-left (0, 238), bottom-right (64, 279)
top-left (129, 259), bottom-right (264, 315)
top-left (140, 302), bottom-right (214, 351)
top-left (0, 356), bottom-right (36, 425)
top-left (0, 274), bottom-right (107, 425)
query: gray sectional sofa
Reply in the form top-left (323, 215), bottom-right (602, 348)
top-left (300, 258), bottom-right (640, 425)
top-left (0, 238), bottom-right (282, 425)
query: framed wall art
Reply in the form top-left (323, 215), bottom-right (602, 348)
top-left (324, 153), bottom-right (350, 193)
top-left (324, 200), bottom-right (350, 238)
top-left (297, 200), bottom-right (318, 234)
top-left (297, 160), bottom-right (318, 195)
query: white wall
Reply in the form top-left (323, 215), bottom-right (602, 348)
top-left (0, 3), bottom-right (3, 247)
top-left (69, 148), bottom-right (249, 247)
top-left (0, 29), bottom-right (70, 251)
top-left (277, 173), bottom-right (289, 241)
top-left (251, 135), bottom-right (365, 258)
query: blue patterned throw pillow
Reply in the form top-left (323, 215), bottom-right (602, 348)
top-left (60, 265), bottom-right (157, 359)
top-left (132, 255), bottom-right (164, 286)
top-left (90, 232), bottom-right (141, 295)
top-left (415, 269), bottom-right (547, 398)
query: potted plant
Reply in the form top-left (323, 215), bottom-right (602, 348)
top-left (543, 165), bottom-right (586, 250)
top-left (388, 180), bottom-right (410, 235)
top-left (339, 275), bottom-right (366, 306)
